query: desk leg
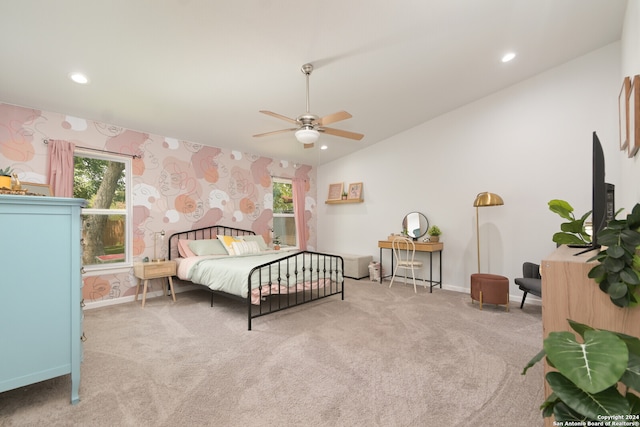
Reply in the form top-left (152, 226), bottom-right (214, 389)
top-left (379, 247), bottom-right (383, 284)
top-left (439, 250), bottom-right (443, 290)
top-left (429, 253), bottom-right (433, 293)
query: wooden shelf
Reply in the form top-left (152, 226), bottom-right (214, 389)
top-left (325, 198), bottom-right (363, 204)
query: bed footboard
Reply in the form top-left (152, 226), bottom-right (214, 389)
top-left (247, 251), bottom-right (344, 330)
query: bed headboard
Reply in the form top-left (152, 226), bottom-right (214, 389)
top-left (168, 225), bottom-right (256, 260)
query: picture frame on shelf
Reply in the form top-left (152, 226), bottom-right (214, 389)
top-left (347, 182), bottom-right (363, 200)
top-left (619, 76), bottom-right (630, 150)
top-left (327, 183), bottom-right (344, 201)
top-left (629, 75), bottom-right (640, 158)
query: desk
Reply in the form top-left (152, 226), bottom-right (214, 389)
top-left (378, 240), bottom-right (443, 292)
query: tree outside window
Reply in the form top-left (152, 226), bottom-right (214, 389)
top-left (74, 154), bottom-right (130, 267)
top-left (273, 178), bottom-right (297, 247)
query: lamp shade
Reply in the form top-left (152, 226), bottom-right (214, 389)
top-left (473, 192), bottom-right (504, 207)
top-left (295, 128), bottom-right (319, 144)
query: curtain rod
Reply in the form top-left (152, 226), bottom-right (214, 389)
top-left (43, 139), bottom-right (141, 159)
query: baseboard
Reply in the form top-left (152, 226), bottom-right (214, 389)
top-left (84, 284), bottom-right (200, 310)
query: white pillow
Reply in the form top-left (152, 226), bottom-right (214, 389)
top-left (238, 235), bottom-right (268, 251)
top-left (217, 235), bottom-right (241, 255)
top-left (188, 239), bottom-right (228, 256)
top-left (231, 240), bottom-right (261, 255)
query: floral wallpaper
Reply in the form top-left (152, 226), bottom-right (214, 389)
top-left (0, 102), bottom-right (317, 304)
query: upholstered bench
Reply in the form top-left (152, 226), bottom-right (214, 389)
top-left (339, 254), bottom-right (373, 279)
top-left (470, 273), bottom-right (510, 311)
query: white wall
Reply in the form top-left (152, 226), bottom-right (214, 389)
top-left (317, 42), bottom-right (624, 297)
top-left (619, 0), bottom-right (640, 210)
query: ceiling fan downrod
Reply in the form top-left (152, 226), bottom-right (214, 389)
top-left (301, 63), bottom-right (313, 115)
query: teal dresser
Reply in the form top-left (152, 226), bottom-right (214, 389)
top-left (0, 195), bottom-right (84, 404)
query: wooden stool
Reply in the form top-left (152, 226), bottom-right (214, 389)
top-left (470, 273), bottom-right (509, 311)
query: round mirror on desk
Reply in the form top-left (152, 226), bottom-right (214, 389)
top-left (402, 212), bottom-right (429, 239)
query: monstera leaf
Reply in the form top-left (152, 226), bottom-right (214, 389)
top-left (546, 372), bottom-right (630, 421)
top-left (544, 330), bottom-right (628, 394)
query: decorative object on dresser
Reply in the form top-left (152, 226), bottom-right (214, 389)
top-left (133, 260), bottom-right (177, 308)
top-left (0, 166), bottom-right (12, 189)
top-left (0, 195), bottom-right (85, 404)
top-left (168, 225), bottom-right (344, 330)
top-left (472, 192), bottom-right (504, 273)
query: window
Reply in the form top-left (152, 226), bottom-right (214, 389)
top-left (74, 152), bottom-right (131, 268)
top-left (272, 178), bottom-right (297, 247)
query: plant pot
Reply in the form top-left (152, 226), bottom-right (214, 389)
top-left (274, 245), bottom-right (280, 250)
top-left (0, 175), bottom-right (11, 189)
top-left (429, 236), bottom-right (440, 243)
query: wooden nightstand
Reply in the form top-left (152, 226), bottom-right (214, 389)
top-left (134, 260), bottom-right (177, 308)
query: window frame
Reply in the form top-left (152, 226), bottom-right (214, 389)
top-left (75, 149), bottom-right (132, 273)
top-left (272, 177), bottom-right (298, 248)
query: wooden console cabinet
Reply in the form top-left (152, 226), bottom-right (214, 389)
top-left (541, 245), bottom-right (640, 426)
top-left (0, 195), bottom-right (84, 404)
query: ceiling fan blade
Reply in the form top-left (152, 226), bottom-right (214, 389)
top-left (259, 110), bottom-right (298, 125)
top-left (253, 128), bottom-right (297, 138)
top-left (318, 111), bottom-right (352, 126)
top-left (304, 143), bottom-right (314, 149)
top-left (319, 127), bottom-right (364, 141)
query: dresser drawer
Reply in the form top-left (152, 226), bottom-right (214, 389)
top-left (134, 261), bottom-right (177, 279)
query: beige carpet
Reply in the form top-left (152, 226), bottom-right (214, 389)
top-left (0, 278), bottom-right (544, 427)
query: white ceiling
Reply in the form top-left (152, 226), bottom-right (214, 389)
top-left (0, 0), bottom-right (628, 165)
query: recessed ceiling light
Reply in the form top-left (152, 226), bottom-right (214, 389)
top-left (320, 145), bottom-right (328, 150)
top-left (69, 72), bottom-right (89, 84)
top-left (501, 52), bottom-right (516, 63)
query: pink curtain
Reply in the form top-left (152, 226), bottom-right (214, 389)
top-left (292, 178), bottom-right (307, 250)
top-left (47, 139), bottom-right (75, 197)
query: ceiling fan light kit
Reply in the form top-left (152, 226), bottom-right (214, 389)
top-left (295, 127), bottom-right (319, 144)
top-left (253, 63), bottom-right (364, 148)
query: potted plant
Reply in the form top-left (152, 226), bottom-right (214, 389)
top-left (0, 166), bottom-right (13, 189)
top-left (273, 235), bottom-right (281, 250)
top-left (341, 191), bottom-right (348, 200)
top-left (587, 202), bottom-right (640, 307)
top-left (522, 202), bottom-right (640, 422)
top-left (548, 199), bottom-right (592, 246)
top-left (427, 225), bottom-right (441, 242)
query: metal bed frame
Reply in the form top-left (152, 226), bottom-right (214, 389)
top-left (168, 225), bottom-right (344, 330)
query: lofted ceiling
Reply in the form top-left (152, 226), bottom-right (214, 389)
top-left (0, 0), bottom-right (628, 165)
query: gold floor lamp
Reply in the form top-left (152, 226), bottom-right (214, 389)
top-left (473, 192), bottom-right (504, 273)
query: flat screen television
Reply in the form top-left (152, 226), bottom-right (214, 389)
top-left (575, 131), bottom-right (614, 254)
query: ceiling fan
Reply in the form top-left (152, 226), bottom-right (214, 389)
top-left (253, 63), bottom-right (364, 148)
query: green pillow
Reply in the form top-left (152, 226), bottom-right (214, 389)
top-left (188, 239), bottom-right (228, 256)
top-left (239, 235), bottom-right (268, 251)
